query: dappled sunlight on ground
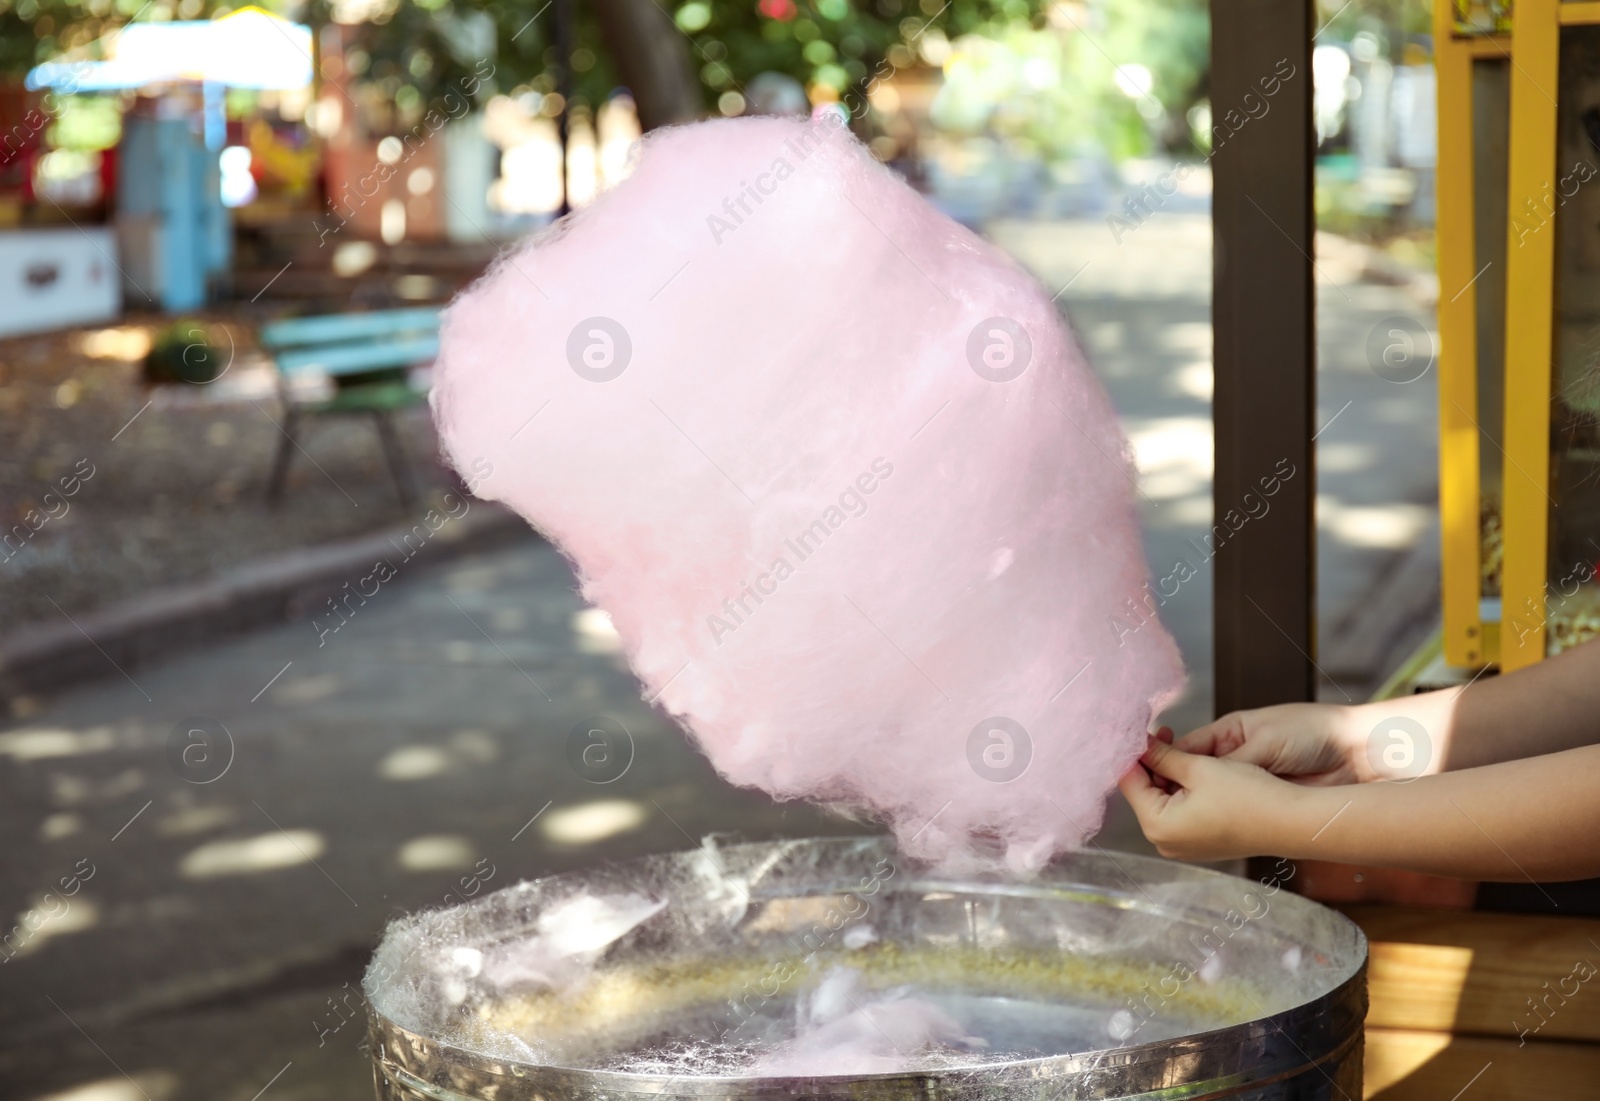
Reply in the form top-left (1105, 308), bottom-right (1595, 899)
top-left (374, 729), bottom-right (499, 784)
top-left (397, 834), bottom-right (477, 872)
top-left (1318, 441), bottom-right (1381, 474)
top-left (542, 800), bottom-right (649, 846)
top-left (1128, 415), bottom-right (1213, 503)
top-left (0, 727), bottom-right (121, 762)
top-left (9, 894), bottom-right (99, 959)
top-left (1161, 320), bottom-right (1213, 356)
top-left (572, 607), bottom-right (623, 654)
top-left (50, 768), bottom-right (145, 809)
top-left (443, 562), bottom-right (512, 594)
top-left (153, 804), bottom-right (238, 838)
top-left (32, 1071), bottom-right (180, 1101)
top-left (73, 326), bottom-right (155, 363)
top-left (270, 674), bottom-right (340, 705)
top-left (39, 813), bottom-right (84, 841)
top-left (1169, 359), bottom-right (1213, 401)
top-left (379, 744), bottom-right (453, 781)
top-left (179, 830), bottom-right (326, 879)
top-left (448, 729), bottom-right (500, 764)
top-left (1317, 498), bottom-right (1432, 550)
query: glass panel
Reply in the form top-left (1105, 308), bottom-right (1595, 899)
top-left (1549, 26), bottom-right (1600, 652)
top-left (1474, 59), bottom-right (1510, 605)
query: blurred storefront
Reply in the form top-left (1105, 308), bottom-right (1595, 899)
top-left (3, 7), bottom-right (314, 327)
top-left (1, 4), bottom-right (651, 336)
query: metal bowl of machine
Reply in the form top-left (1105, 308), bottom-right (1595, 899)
top-left (365, 836), bottom-right (1366, 1099)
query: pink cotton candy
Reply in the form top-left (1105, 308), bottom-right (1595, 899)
top-left (752, 967), bottom-right (986, 1075)
top-left (431, 114), bottom-right (1183, 871)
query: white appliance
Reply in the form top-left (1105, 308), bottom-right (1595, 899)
top-left (0, 226), bottom-right (122, 338)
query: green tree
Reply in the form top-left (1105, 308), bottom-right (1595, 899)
top-left (330, 0), bottom-right (1047, 128)
top-left (0, 0), bottom-right (156, 77)
top-left (927, 0), bottom-right (1208, 161)
top-left (666, 0), bottom-right (1028, 107)
top-left (4, 0), bottom-right (1216, 154)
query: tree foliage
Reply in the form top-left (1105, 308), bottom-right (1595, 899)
top-left (0, 0), bottom-right (153, 77)
top-left (1, 0), bottom-right (1252, 165)
top-left (664, 0), bottom-right (1032, 105)
top-left (928, 0), bottom-right (1207, 161)
top-left (325, 0), bottom-right (1050, 125)
top-left (1, 0), bottom-right (1046, 111)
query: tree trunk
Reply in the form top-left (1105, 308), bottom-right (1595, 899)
top-left (591, 0), bottom-right (703, 130)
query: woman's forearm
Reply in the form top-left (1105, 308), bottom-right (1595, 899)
top-left (1353, 638), bottom-right (1600, 772)
top-left (1272, 744), bottom-right (1600, 881)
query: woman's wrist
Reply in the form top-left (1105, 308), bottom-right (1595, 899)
top-left (1270, 781), bottom-right (1363, 863)
top-left (1347, 694), bottom-right (1459, 779)
top-left (1221, 766), bottom-right (1332, 861)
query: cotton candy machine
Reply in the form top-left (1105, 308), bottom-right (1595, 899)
top-left (365, 837), bottom-right (1365, 1099)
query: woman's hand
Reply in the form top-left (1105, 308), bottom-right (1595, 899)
top-left (1118, 737), bottom-right (1304, 861)
top-left (1177, 703), bottom-right (1377, 785)
top-left (1124, 738), bottom-right (1600, 883)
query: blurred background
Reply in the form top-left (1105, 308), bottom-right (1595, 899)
top-left (0, 0), bottom-right (1441, 1097)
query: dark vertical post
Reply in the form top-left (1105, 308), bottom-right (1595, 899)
top-left (1210, 1), bottom-right (1316, 715)
top-left (554, 0), bottom-right (575, 217)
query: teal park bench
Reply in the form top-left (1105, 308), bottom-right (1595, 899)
top-left (259, 307), bottom-right (441, 507)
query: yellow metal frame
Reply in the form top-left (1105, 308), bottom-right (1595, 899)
top-left (1435, 0), bottom-right (1600, 671)
top-left (1560, 2), bottom-right (1600, 26)
top-left (1462, 34), bottom-right (1512, 57)
top-left (1434, 1), bottom-right (1486, 667)
top-left (1500, 0), bottom-right (1561, 671)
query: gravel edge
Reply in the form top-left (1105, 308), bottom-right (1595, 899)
top-left (0, 504), bottom-right (534, 701)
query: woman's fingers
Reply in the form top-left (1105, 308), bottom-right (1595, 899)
top-left (1117, 759), bottom-right (1166, 820)
top-left (1146, 727), bottom-right (1177, 791)
top-left (1174, 723), bottom-right (1225, 756)
top-left (1218, 724), bottom-right (1347, 782)
top-left (1124, 737), bottom-right (1293, 863)
top-left (1176, 713), bottom-right (1253, 758)
top-left (1141, 737), bottom-right (1202, 786)
top-left (1218, 731), bottom-right (1286, 769)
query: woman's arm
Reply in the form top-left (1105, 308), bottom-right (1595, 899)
top-left (1120, 738), bottom-right (1600, 882)
top-left (1410, 638), bottom-right (1600, 771)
